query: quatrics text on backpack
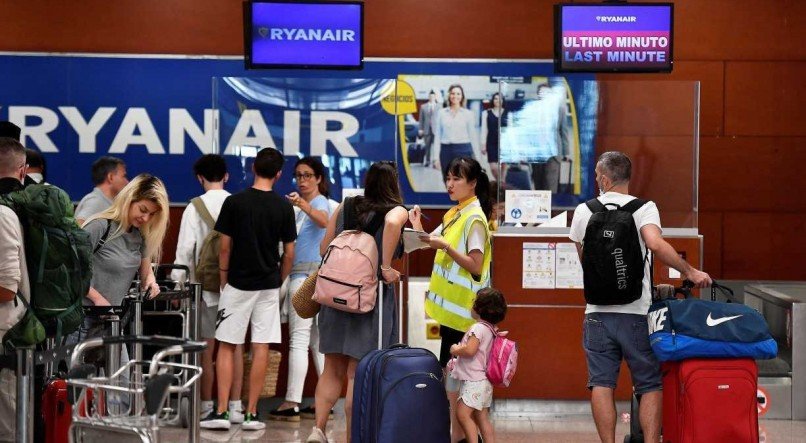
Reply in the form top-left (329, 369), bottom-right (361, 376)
top-left (581, 198), bottom-right (649, 305)
top-left (0, 184), bottom-right (91, 347)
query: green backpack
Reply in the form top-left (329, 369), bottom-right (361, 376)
top-left (0, 184), bottom-right (92, 347)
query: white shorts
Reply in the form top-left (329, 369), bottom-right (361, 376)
top-left (215, 284), bottom-right (281, 345)
top-left (199, 299), bottom-right (218, 340)
top-left (459, 379), bottom-right (493, 411)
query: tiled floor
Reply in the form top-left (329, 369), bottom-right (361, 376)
top-left (159, 404), bottom-right (806, 442)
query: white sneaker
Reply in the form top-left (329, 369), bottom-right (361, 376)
top-left (241, 413), bottom-right (266, 431)
top-left (306, 426), bottom-right (328, 443)
top-left (229, 409), bottom-right (244, 424)
top-left (200, 410), bottom-right (231, 430)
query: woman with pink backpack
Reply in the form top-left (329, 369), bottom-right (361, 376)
top-left (447, 287), bottom-right (515, 443)
top-left (306, 161), bottom-right (408, 443)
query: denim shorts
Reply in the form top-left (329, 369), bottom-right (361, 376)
top-left (582, 312), bottom-right (662, 395)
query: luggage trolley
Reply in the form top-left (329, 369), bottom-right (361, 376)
top-left (66, 335), bottom-right (206, 443)
top-left (127, 266), bottom-right (202, 429)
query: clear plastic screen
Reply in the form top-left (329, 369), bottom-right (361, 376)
top-left (497, 79), bottom-right (699, 230)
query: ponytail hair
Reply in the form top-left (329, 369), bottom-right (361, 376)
top-left (445, 157), bottom-right (492, 220)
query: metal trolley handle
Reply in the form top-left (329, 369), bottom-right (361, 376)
top-left (70, 335), bottom-right (206, 372)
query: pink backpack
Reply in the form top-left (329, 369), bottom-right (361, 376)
top-left (313, 229), bottom-right (379, 314)
top-left (481, 322), bottom-right (518, 387)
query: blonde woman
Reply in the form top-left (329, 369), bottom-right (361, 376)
top-left (82, 173), bottom-right (170, 308)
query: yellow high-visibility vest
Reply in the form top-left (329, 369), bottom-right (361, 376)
top-left (425, 203), bottom-right (491, 332)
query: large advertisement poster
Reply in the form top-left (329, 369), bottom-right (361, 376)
top-left (397, 75), bottom-right (596, 208)
top-left (0, 54), bottom-right (596, 207)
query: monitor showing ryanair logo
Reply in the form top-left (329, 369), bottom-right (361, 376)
top-left (261, 27), bottom-right (357, 42)
top-left (246, 1), bottom-right (363, 69)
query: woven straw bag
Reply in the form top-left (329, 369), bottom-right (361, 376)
top-left (292, 270), bottom-right (320, 319)
top-left (242, 349), bottom-right (282, 401)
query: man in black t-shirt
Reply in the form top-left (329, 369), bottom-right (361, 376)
top-left (202, 147), bottom-right (296, 432)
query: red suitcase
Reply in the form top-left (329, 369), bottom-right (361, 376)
top-left (42, 377), bottom-right (103, 443)
top-left (662, 358), bottom-right (759, 443)
top-left (42, 378), bottom-right (71, 443)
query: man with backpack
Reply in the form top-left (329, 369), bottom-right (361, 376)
top-left (173, 154), bottom-right (246, 422)
top-left (0, 137), bottom-right (29, 439)
top-left (201, 147), bottom-right (296, 431)
top-left (569, 151), bottom-right (711, 443)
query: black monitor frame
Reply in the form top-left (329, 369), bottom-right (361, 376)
top-left (553, 2), bottom-right (674, 74)
top-left (243, 0), bottom-right (365, 70)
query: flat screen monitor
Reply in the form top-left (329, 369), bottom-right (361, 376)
top-left (244, 0), bottom-right (364, 70)
top-left (554, 2), bottom-right (673, 73)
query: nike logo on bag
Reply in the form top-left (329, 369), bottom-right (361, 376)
top-left (706, 313), bottom-right (743, 327)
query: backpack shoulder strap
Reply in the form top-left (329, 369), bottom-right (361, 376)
top-left (622, 198), bottom-right (649, 214)
top-left (365, 209), bottom-right (386, 236)
top-left (191, 197), bottom-right (216, 230)
top-left (343, 197), bottom-right (356, 230)
top-left (93, 219), bottom-right (112, 254)
top-left (585, 198), bottom-right (606, 213)
top-left (477, 320), bottom-right (498, 338)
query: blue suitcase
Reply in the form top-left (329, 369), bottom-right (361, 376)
top-left (351, 344), bottom-right (450, 443)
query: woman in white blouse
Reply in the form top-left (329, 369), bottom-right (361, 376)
top-left (433, 84), bottom-right (479, 178)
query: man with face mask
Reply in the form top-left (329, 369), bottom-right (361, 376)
top-left (569, 151), bottom-right (711, 443)
top-left (0, 137), bottom-right (31, 438)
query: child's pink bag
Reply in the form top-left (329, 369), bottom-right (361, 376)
top-left (481, 322), bottom-right (518, 387)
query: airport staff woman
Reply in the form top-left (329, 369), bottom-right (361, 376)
top-left (409, 157), bottom-right (493, 443)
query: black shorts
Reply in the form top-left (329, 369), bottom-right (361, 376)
top-left (438, 325), bottom-right (466, 367)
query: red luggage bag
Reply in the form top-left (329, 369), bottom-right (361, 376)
top-left (42, 378), bottom-right (71, 443)
top-left (661, 358), bottom-right (759, 443)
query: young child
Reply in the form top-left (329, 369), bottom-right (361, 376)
top-left (449, 287), bottom-right (508, 443)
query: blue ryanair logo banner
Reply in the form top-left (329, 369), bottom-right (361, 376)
top-left (0, 54), bottom-right (596, 206)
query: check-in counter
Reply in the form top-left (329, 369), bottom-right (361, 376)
top-left (744, 283), bottom-right (806, 420)
top-left (490, 227), bottom-right (702, 400)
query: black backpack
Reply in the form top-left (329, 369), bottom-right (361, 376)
top-left (581, 198), bottom-right (649, 305)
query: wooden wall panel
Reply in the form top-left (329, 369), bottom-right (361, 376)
top-left (597, 83), bottom-right (698, 137)
top-left (0, 0), bottom-right (243, 55)
top-left (700, 136), bottom-right (806, 212)
top-left (725, 62), bottom-right (806, 137)
top-left (698, 211), bottom-right (723, 278)
top-left (722, 212), bottom-right (806, 280)
top-left (599, 61), bottom-right (725, 137)
top-left (0, 0), bottom-right (559, 58)
top-left (674, 0), bottom-right (806, 61)
top-left (365, 0), bottom-right (555, 59)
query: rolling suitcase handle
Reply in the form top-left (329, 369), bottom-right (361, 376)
top-left (378, 280), bottom-right (384, 350)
